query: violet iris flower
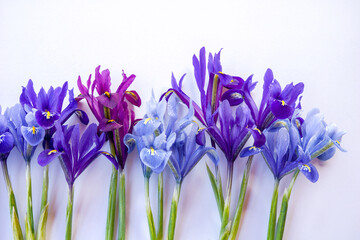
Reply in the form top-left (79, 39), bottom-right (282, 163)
top-left (77, 66), bottom-right (141, 169)
top-left (169, 123), bottom-right (218, 183)
top-left (38, 123), bottom-right (118, 186)
top-left (240, 69), bottom-right (304, 157)
top-left (162, 47), bottom-right (258, 163)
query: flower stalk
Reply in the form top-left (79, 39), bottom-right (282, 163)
top-left (267, 179), bottom-right (279, 240)
top-left (157, 172), bottom-right (163, 240)
top-left (144, 174), bottom-right (156, 240)
top-left (105, 165), bottom-right (118, 240)
top-left (275, 169), bottom-right (300, 240)
top-left (65, 185), bottom-right (74, 240)
top-left (219, 162), bottom-right (234, 239)
top-left (25, 161), bottom-right (35, 239)
top-left (1, 160), bottom-right (23, 240)
top-left (118, 170), bottom-right (126, 240)
top-left (229, 155), bottom-right (254, 240)
top-left (167, 182), bottom-right (181, 240)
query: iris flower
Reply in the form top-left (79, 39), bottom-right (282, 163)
top-left (245, 109), bottom-right (345, 240)
top-left (0, 108), bottom-right (23, 239)
top-left (77, 66), bottom-right (141, 240)
top-left (38, 123), bottom-right (117, 240)
top-left (5, 104), bottom-right (45, 238)
top-left (124, 93), bottom-right (194, 240)
top-left (166, 123), bottom-right (218, 240)
top-left (19, 79), bottom-right (89, 239)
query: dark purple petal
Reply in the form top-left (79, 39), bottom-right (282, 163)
top-left (124, 91), bottom-right (141, 107)
top-left (196, 128), bottom-right (206, 146)
top-left (79, 123), bottom-right (98, 158)
top-left (249, 128), bottom-right (266, 147)
top-left (20, 79), bottom-right (37, 109)
top-left (36, 88), bottom-right (49, 111)
top-left (94, 66), bottom-right (111, 95)
top-left (258, 68), bottom-right (274, 117)
top-left (288, 82), bottom-right (304, 105)
top-left (193, 47), bottom-right (206, 93)
top-left (298, 163), bottom-right (319, 183)
top-left (243, 75), bottom-right (259, 124)
top-left (55, 81), bottom-right (68, 113)
top-left (0, 132), bottom-right (14, 154)
top-left (38, 149), bottom-right (62, 166)
top-left (35, 110), bottom-right (60, 129)
top-left (270, 100), bottom-right (294, 119)
top-left (221, 89), bottom-right (244, 106)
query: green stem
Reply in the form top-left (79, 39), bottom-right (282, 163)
top-left (144, 175), bottom-right (156, 240)
top-left (26, 162), bottom-right (35, 236)
top-left (219, 162), bottom-right (234, 239)
top-left (118, 171), bottom-right (126, 240)
top-left (157, 173), bottom-right (163, 240)
top-left (267, 179), bottom-right (279, 240)
top-left (275, 170), bottom-right (300, 240)
top-left (65, 185), bottom-right (74, 240)
top-left (105, 165), bottom-right (118, 240)
top-left (40, 165), bottom-right (49, 219)
top-left (167, 182), bottom-right (181, 240)
top-left (229, 156), bottom-right (254, 240)
top-left (1, 160), bottom-right (23, 240)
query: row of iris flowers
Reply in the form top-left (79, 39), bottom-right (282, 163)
top-left (0, 47), bottom-right (345, 240)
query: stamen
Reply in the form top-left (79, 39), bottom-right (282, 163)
top-left (107, 119), bottom-right (115, 123)
top-left (197, 127), bottom-right (205, 133)
top-left (46, 111), bottom-right (51, 119)
top-left (32, 126), bottom-right (36, 135)
top-left (144, 118), bottom-right (152, 124)
top-left (102, 152), bottom-right (113, 157)
top-left (336, 140), bottom-right (340, 145)
top-left (104, 91), bottom-right (111, 98)
top-left (249, 146), bottom-right (257, 150)
top-left (231, 92), bottom-right (243, 99)
top-left (281, 100), bottom-right (285, 106)
top-left (150, 147), bottom-right (155, 156)
top-left (230, 79), bottom-right (235, 83)
top-left (164, 90), bottom-right (175, 97)
top-left (48, 150), bottom-right (57, 155)
top-left (301, 164), bottom-right (311, 172)
top-left (254, 128), bottom-right (262, 135)
top-left (125, 91), bottom-right (137, 99)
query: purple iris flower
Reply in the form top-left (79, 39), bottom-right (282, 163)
top-left (20, 79), bottom-right (89, 149)
top-left (0, 107), bottom-right (15, 160)
top-left (5, 104), bottom-right (45, 161)
top-left (38, 123), bottom-right (118, 186)
top-left (162, 47), bottom-right (257, 163)
top-left (77, 66), bottom-right (141, 169)
top-left (169, 123), bottom-right (218, 183)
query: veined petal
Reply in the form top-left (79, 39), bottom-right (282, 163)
top-left (240, 146), bottom-right (262, 157)
top-left (298, 163), bottom-right (319, 183)
top-left (166, 132), bottom-right (176, 151)
top-left (35, 110), bottom-right (60, 129)
top-left (196, 128), bottom-right (206, 146)
top-left (182, 146), bottom-right (218, 179)
top-left (20, 126), bottom-right (45, 147)
top-left (38, 149), bottom-right (62, 167)
top-left (140, 148), bottom-right (170, 172)
top-left (99, 119), bottom-right (122, 132)
top-left (125, 90), bottom-right (141, 107)
top-left (97, 92), bottom-right (120, 109)
top-left (0, 132), bottom-right (14, 154)
top-left (221, 89), bottom-right (244, 106)
top-left (124, 134), bottom-right (137, 152)
top-left (270, 100), bottom-right (294, 119)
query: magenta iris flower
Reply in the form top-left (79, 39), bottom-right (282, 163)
top-left (77, 65), bottom-right (141, 169)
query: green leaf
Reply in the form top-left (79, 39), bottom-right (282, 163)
top-left (275, 192), bottom-right (289, 240)
top-left (206, 163), bottom-right (222, 219)
top-left (25, 214), bottom-right (35, 240)
top-left (36, 204), bottom-right (49, 240)
top-left (11, 207), bottom-right (23, 240)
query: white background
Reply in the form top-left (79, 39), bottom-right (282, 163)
top-left (0, 1), bottom-right (359, 239)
